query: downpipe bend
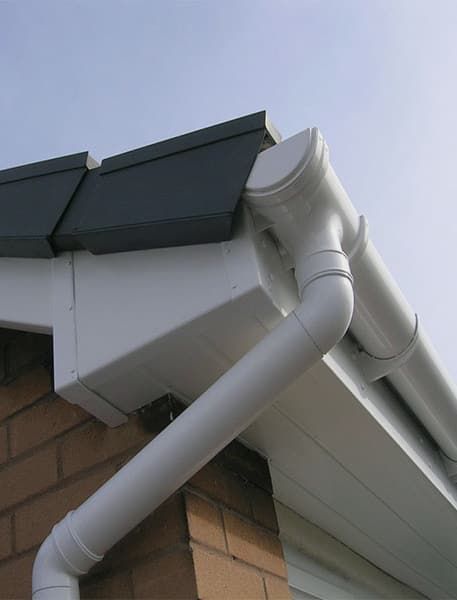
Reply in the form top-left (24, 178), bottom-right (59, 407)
top-left (32, 236), bottom-right (353, 599)
top-left (33, 246), bottom-right (354, 600)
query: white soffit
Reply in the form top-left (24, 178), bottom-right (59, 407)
top-left (242, 340), bottom-right (457, 599)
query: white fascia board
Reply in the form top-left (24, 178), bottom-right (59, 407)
top-left (52, 208), bottom-right (299, 418)
top-left (52, 253), bottom-right (128, 426)
top-left (325, 339), bottom-right (457, 508)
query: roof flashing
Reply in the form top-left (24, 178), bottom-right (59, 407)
top-left (0, 111), bottom-right (279, 258)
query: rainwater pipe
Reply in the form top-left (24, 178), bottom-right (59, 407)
top-left (33, 126), bottom-right (457, 596)
top-left (32, 131), bottom-right (355, 598)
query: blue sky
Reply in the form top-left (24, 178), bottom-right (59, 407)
top-left (1, 0), bottom-right (457, 380)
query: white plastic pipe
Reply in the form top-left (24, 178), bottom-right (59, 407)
top-left (32, 222), bottom-right (354, 598)
top-left (33, 123), bottom-right (457, 596)
top-left (244, 127), bottom-right (457, 463)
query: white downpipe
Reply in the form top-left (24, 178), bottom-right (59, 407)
top-left (32, 217), bottom-right (354, 597)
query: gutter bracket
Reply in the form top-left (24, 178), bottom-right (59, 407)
top-left (440, 452), bottom-right (457, 484)
top-left (249, 209), bottom-right (294, 272)
top-left (357, 314), bottom-right (420, 383)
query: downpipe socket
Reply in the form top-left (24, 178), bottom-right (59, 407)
top-left (293, 249), bottom-right (354, 355)
top-left (295, 248), bottom-right (352, 300)
top-left (32, 512), bottom-right (103, 599)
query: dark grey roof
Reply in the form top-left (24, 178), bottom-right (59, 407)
top-left (0, 111), bottom-right (278, 258)
top-left (0, 153), bottom-right (90, 258)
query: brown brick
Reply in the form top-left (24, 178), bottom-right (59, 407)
top-left (265, 575), bottom-right (292, 599)
top-left (60, 416), bottom-right (153, 477)
top-left (192, 543), bottom-right (265, 600)
top-left (186, 492), bottom-right (226, 553)
top-left (0, 515), bottom-right (12, 560)
top-left (250, 485), bottom-right (279, 533)
top-left (0, 551), bottom-right (35, 599)
top-left (0, 445), bottom-right (57, 511)
top-left (15, 463), bottom-right (116, 552)
top-left (0, 425), bottom-right (7, 464)
top-left (10, 394), bottom-right (89, 457)
top-left (81, 570), bottom-right (133, 599)
top-left (189, 462), bottom-right (251, 518)
top-left (0, 367), bottom-right (51, 423)
top-left (98, 493), bottom-right (188, 573)
top-left (132, 548), bottom-right (198, 599)
top-left (223, 511), bottom-right (287, 578)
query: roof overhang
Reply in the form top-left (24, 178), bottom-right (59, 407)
top-left (2, 112), bottom-right (457, 597)
top-left (0, 111), bottom-right (278, 257)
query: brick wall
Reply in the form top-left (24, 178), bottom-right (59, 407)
top-left (0, 329), bottom-right (291, 599)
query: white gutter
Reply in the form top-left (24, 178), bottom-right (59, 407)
top-left (31, 126), bottom-right (457, 596)
top-left (244, 127), bottom-right (457, 466)
top-left (32, 200), bottom-right (353, 597)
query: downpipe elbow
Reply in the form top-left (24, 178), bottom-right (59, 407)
top-left (32, 535), bottom-right (79, 600)
top-left (294, 249), bottom-right (354, 356)
top-left (33, 512), bottom-right (102, 600)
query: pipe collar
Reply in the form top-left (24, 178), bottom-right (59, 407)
top-left (32, 512), bottom-right (103, 599)
top-left (297, 249), bottom-right (353, 299)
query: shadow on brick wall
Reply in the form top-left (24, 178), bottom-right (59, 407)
top-left (0, 328), bottom-right (52, 385)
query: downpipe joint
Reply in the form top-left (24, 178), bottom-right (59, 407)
top-left (32, 512), bottom-right (102, 600)
top-left (293, 247), bottom-right (354, 356)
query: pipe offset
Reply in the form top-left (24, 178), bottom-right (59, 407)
top-left (33, 236), bottom-right (354, 598)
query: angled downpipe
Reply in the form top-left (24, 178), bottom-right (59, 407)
top-left (32, 136), bottom-right (354, 598)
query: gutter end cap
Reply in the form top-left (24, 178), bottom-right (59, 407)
top-left (244, 127), bottom-right (326, 207)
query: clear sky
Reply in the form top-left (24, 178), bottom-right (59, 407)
top-left (1, 0), bottom-right (457, 380)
